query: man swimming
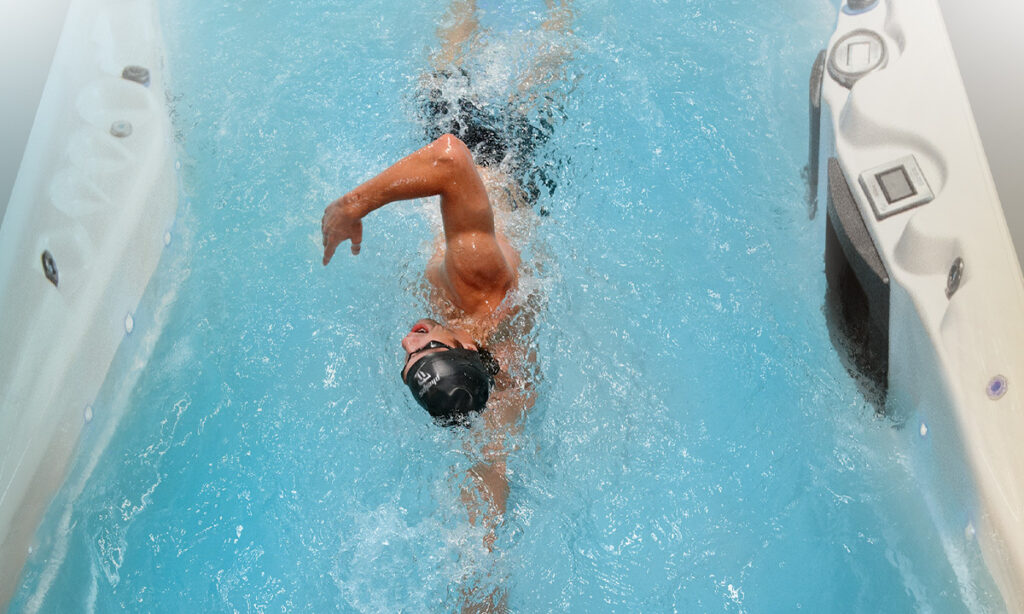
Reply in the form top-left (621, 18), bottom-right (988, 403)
top-left (321, 0), bottom-right (570, 510)
top-left (320, 135), bottom-right (530, 614)
top-left (321, 1), bottom-right (572, 610)
top-left (320, 131), bottom-right (522, 428)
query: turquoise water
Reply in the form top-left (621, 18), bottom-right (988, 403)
top-left (10, 0), bottom-right (1005, 612)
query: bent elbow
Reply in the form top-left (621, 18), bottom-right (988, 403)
top-left (431, 134), bottom-right (475, 167)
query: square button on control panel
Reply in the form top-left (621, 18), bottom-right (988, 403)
top-left (858, 155), bottom-right (934, 220)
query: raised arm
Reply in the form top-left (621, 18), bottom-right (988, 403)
top-left (321, 135), bottom-right (517, 310)
top-left (322, 134), bottom-right (493, 261)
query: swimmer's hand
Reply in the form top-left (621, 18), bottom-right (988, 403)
top-left (321, 195), bottom-right (364, 265)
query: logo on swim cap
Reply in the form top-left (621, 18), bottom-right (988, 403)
top-left (402, 347), bottom-right (498, 426)
top-left (413, 370), bottom-right (440, 391)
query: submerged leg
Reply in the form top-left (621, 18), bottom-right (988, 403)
top-left (460, 586), bottom-right (508, 614)
top-left (433, 0), bottom-right (481, 68)
top-left (515, 0), bottom-right (576, 102)
top-left (542, 0), bottom-right (574, 32)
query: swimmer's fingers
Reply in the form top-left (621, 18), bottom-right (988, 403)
top-left (350, 221), bottom-right (363, 255)
top-left (321, 196), bottom-right (365, 265)
top-left (321, 219), bottom-right (362, 265)
top-left (321, 216), bottom-right (343, 266)
top-left (323, 240), bottom-right (338, 266)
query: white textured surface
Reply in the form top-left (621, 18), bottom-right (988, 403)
top-left (0, 0), bottom-right (177, 608)
top-left (823, 0), bottom-right (1024, 609)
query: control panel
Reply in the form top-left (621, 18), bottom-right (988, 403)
top-left (858, 155), bottom-right (934, 220)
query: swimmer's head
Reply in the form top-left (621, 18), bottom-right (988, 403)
top-left (401, 319), bottom-right (500, 426)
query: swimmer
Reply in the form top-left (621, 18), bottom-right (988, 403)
top-left (321, 132), bottom-right (526, 610)
top-left (321, 132), bottom-right (525, 531)
top-left (321, 132), bottom-right (521, 432)
top-left (321, 1), bottom-right (573, 611)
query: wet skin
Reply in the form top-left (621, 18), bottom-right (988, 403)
top-left (400, 318), bottom-right (480, 381)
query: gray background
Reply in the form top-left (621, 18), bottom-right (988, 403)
top-left (0, 0), bottom-right (73, 224)
top-left (937, 0), bottom-right (1024, 267)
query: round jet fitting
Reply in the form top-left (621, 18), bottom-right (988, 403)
top-left (110, 120), bottom-right (133, 138)
top-left (828, 29), bottom-right (887, 88)
top-left (41, 250), bottom-right (58, 287)
top-left (845, 0), bottom-right (879, 13)
top-left (987, 375), bottom-right (1008, 400)
top-left (946, 257), bottom-right (965, 298)
top-left (122, 65), bottom-right (151, 87)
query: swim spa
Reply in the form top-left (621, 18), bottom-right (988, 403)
top-left (0, 0), bottom-right (1019, 612)
top-left (812, 0), bottom-right (1024, 608)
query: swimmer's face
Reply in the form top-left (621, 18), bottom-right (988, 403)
top-left (400, 318), bottom-right (478, 380)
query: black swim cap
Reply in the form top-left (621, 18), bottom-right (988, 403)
top-left (403, 347), bottom-right (498, 426)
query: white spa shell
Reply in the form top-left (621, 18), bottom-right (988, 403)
top-left (821, 0), bottom-right (1024, 609)
top-left (0, 0), bottom-right (178, 607)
